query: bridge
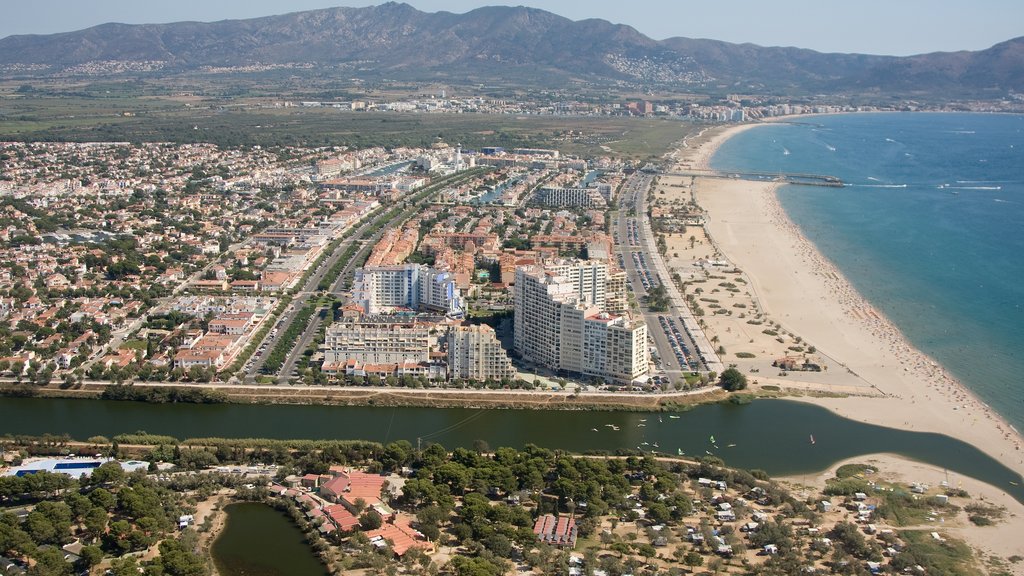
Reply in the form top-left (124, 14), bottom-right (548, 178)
top-left (657, 169), bottom-right (844, 188)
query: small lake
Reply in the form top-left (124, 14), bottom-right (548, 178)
top-left (212, 502), bottom-right (328, 576)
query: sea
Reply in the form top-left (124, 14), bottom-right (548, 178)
top-left (711, 112), bottom-right (1024, 434)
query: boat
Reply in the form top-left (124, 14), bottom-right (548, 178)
top-left (652, 443), bottom-right (659, 448)
top-left (639, 419), bottom-right (647, 422)
top-left (637, 424), bottom-right (646, 427)
top-left (677, 448), bottom-right (684, 456)
top-left (810, 434), bottom-right (816, 445)
top-left (727, 444), bottom-right (737, 448)
top-left (659, 416), bottom-right (663, 423)
top-left (591, 428), bottom-right (599, 432)
top-left (669, 415), bottom-right (680, 419)
top-left (709, 435), bottom-right (716, 444)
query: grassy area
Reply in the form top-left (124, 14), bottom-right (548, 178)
top-left (894, 530), bottom-right (976, 576)
top-left (0, 90), bottom-right (698, 158)
top-left (120, 339), bottom-right (148, 351)
top-left (876, 491), bottom-right (960, 526)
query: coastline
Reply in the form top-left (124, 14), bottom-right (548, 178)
top-left (683, 121), bottom-right (1024, 466)
top-left (674, 121), bottom-right (1024, 558)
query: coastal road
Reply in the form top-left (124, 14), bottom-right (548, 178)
top-left (615, 172), bottom-right (720, 385)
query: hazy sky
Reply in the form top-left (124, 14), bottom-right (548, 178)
top-left (2, 0), bottom-right (1021, 56)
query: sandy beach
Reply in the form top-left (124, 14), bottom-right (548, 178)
top-left (661, 122), bottom-right (1024, 561)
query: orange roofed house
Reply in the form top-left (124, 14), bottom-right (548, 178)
top-left (534, 514), bottom-right (577, 549)
top-left (320, 467), bottom-right (391, 516)
top-left (366, 515), bottom-right (435, 557)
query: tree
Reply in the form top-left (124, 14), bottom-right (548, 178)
top-left (0, 522), bottom-right (35, 557)
top-left (28, 546), bottom-right (72, 576)
top-left (718, 368), bottom-right (747, 391)
top-left (359, 510), bottom-right (383, 531)
top-left (83, 507), bottom-right (108, 540)
top-left (150, 538), bottom-right (208, 576)
top-left (77, 545), bottom-right (104, 570)
top-left (89, 461), bottom-right (126, 486)
top-left (107, 557), bottom-right (141, 576)
top-left (683, 551), bottom-right (704, 571)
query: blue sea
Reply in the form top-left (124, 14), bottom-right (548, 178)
top-left (711, 112), bottom-right (1024, 432)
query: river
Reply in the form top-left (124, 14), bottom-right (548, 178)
top-left (2, 396), bottom-right (1021, 500)
top-left (212, 502), bottom-right (328, 576)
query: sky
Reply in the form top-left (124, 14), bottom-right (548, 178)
top-left (2, 0), bottom-right (1021, 56)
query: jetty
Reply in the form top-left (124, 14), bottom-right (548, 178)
top-left (658, 169), bottom-right (844, 188)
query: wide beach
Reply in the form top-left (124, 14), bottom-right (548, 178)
top-left (663, 121), bottom-right (1024, 560)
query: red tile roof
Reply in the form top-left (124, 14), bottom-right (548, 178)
top-left (533, 514), bottom-right (578, 548)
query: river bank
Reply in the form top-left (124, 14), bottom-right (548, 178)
top-left (2, 379), bottom-right (742, 411)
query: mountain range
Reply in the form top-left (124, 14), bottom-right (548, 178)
top-left (1, 2), bottom-right (1021, 99)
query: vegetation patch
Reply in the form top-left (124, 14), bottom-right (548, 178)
top-left (836, 463), bottom-right (875, 479)
top-left (892, 530), bottom-right (975, 576)
top-left (965, 502), bottom-right (1005, 526)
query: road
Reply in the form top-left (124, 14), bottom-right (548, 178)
top-left (246, 168), bottom-right (491, 383)
top-left (614, 172), bottom-right (723, 385)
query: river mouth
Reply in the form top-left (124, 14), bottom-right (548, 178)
top-left (212, 502), bottom-right (329, 576)
top-left (1, 396), bottom-right (1021, 502)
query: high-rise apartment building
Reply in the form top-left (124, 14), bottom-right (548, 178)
top-left (448, 324), bottom-right (517, 382)
top-left (323, 318), bottom-right (431, 367)
top-left (352, 264), bottom-right (464, 317)
top-left (514, 261), bottom-right (648, 384)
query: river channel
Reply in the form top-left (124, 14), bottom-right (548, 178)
top-left (2, 397), bottom-right (1021, 501)
top-left (212, 502), bottom-right (328, 576)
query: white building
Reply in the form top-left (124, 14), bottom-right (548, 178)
top-left (448, 324), bottom-right (517, 382)
top-left (353, 264), bottom-right (464, 317)
top-left (323, 319), bottom-right (431, 367)
top-left (533, 186), bottom-right (607, 208)
top-left (514, 261), bottom-right (647, 384)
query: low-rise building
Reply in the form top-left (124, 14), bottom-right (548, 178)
top-left (534, 514), bottom-right (577, 549)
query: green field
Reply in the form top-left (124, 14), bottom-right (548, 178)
top-left (0, 90), bottom-right (700, 158)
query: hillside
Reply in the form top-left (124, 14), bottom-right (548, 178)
top-left (0, 2), bottom-right (1021, 98)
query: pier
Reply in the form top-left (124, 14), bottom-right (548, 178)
top-left (658, 169), bottom-right (844, 188)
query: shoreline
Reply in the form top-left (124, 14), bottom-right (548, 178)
top-left (683, 121), bottom-right (1024, 463)
top-left (672, 120), bottom-right (1024, 549)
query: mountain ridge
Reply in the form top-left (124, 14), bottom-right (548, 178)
top-left (1, 2), bottom-right (1021, 98)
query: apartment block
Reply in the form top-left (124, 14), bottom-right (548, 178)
top-left (448, 324), bottom-right (517, 381)
top-left (352, 263), bottom-right (464, 317)
top-left (514, 261), bottom-right (648, 384)
top-left (323, 318), bottom-right (431, 367)
top-left (533, 186), bottom-right (607, 208)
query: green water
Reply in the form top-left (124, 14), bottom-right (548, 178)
top-left (211, 502), bottom-right (328, 576)
top-left (1, 397), bottom-right (1021, 501)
